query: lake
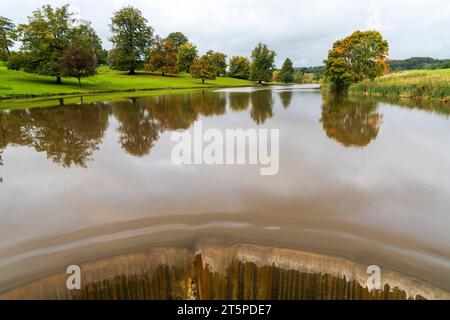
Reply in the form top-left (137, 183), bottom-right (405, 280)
top-left (0, 85), bottom-right (449, 299)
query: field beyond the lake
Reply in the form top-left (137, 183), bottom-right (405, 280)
top-left (0, 64), bottom-right (252, 99)
top-left (349, 68), bottom-right (450, 101)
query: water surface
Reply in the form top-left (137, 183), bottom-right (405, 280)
top-left (0, 85), bottom-right (449, 298)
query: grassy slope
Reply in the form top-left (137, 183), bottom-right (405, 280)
top-left (0, 65), bottom-right (253, 99)
top-left (349, 69), bottom-right (450, 100)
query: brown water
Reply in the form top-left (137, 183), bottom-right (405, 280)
top-left (0, 85), bottom-right (449, 299)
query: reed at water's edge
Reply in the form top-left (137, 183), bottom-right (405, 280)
top-left (347, 69), bottom-right (450, 101)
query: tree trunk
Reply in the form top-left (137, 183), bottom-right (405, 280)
top-left (202, 78), bottom-right (205, 84)
top-left (78, 77), bottom-right (81, 87)
top-left (258, 80), bottom-right (262, 84)
top-left (56, 76), bottom-right (62, 84)
top-left (129, 68), bottom-right (136, 75)
top-left (162, 71), bottom-right (165, 76)
top-left (3, 35), bottom-right (9, 56)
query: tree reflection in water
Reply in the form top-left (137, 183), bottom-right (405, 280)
top-left (0, 104), bottom-right (109, 167)
top-left (0, 90), bottom-right (275, 170)
top-left (320, 93), bottom-right (382, 147)
top-left (114, 100), bottom-right (160, 157)
top-left (278, 90), bottom-right (293, 109)
top-left (193, 91), bottom-right (227, 116)
top-left (250, 89), bottom-right (274, 125)
top-left (113, 91), bottom-right (228, 157)
top-left (229, 92), bottom-right (250, 112)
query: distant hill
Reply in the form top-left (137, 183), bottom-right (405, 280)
top-left (294, 66), bottom-right (325, 80)
top-left (294, 57), bottom-right (450, 80)
top-left (389, 57), bottom-right (450, 71)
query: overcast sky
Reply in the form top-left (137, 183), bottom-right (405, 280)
top-left (2, 0), bottom-right (450, 67)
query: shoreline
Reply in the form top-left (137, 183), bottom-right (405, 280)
top-left (0, 85), bottom-right (257, 110)
top-left (0, 84), bottom-right (259, 102)
top-left (348, 90), bottom-right (450, 103)
top-left (0, 83), bottom-right (317, 110)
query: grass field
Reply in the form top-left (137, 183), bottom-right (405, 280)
top-left (0, 65), bottom-right (253, 99)
top-left (348, 68), bottom-right (450, 100)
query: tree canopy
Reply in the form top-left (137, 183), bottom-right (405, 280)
top-left (0, 16), bottom-right (15, 62)
top-left (272, 70), bottom-right (280, 83)
top-left (279, 58), bottom-right (294, 83)
top-left (228, 56), bottom-right (251, 80)
top-left (70, 21), bottom-right (103, 66)
top-left (190, 55), bottom-right (216, 84)
top-left (177, 42), bottom-right (198, 72)
top-left (249, 43), bottom-right (276, 83)
top-left (323, 30), bottom-right (389, 88)
top-left (166, 32), bottom-right (188, 52)
top-left (7, 5), bottom-right (101, 84)
top-left (207, 50), bottom-right (227, 76)
top-left (15, 5), bottom-right (75, 83)
top-left (60, 45), bottom-right (96, 86)
top-left (145, 37), bottom-right (178, 75)
top-left (110, 6), bottom-right (154, 74)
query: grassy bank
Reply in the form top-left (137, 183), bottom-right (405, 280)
top-left (348, 69), bottom-right (450, 101)
top-left (0, 65), bottom-right (253, 99)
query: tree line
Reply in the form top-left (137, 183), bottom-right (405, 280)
top-left (1, 5), bottom-right (403, 89)
top-left (0, 5), bottom-right (299, 86)
top-left (389, 57), bottom-right (450, 71)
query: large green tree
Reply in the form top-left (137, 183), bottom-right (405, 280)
top-left (206, 50), bottom-right (227, 76)
top-left (249, 43), bottom-right (276, 83)
top-left (228, 56), bottom-right (251, 79)
top-left (16, 5), bottom-right (75, 84)
top-left (166, 32), bottom-right (188, 52)
top-left (323, 30), bottom-right (389, 88)
top-left (177, 42), bottom-right (198, 72)
top-left (279, 58), bottom-right (294, 83)
top-left (110, 6), bottom-right (154, 75)
top-left (0, 16), bottom-right (15, 62)
top-left (70, 21), bottom-right (103, 67)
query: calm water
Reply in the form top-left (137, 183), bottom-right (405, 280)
top-left (0, 85), bottom-right (449, 299)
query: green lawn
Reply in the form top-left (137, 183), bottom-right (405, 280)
top-left (349, 68), bottom-right (450, 100)
top-left (0, 65), bottom-right (253, 99)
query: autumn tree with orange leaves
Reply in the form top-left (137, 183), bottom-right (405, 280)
top-left (324, 30), bottom-right (389, 89)
top-left (190, 55), bottom-right (216, 84)
top-left (145, 37), bottom-right (178, 76)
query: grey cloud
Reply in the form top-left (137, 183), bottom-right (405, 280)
top-left (2, 0), bottom-right (449, 67)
